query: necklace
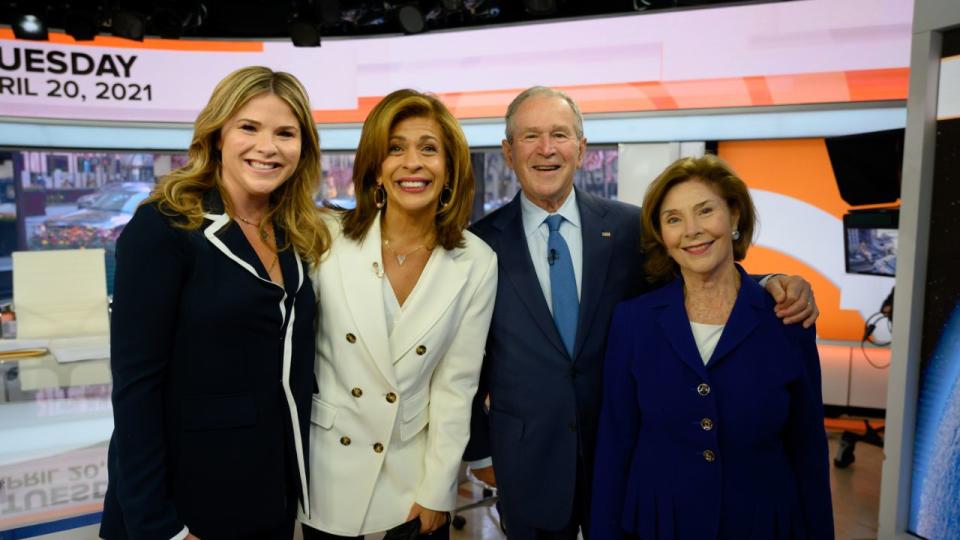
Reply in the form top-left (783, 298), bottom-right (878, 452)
top-left (235, 214), bottom-right (269, 241)
top-left (382, 238), bottom-right (430, 266)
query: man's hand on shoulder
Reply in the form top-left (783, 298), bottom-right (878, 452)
top-left (765, 274), bottom-right (819, 328)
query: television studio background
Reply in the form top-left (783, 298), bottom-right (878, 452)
top-left (0, 0), bottom-right (956, 538)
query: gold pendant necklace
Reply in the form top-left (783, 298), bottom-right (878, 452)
top-left (383, 238), bottom-right (428, 266)
top-left (235, 214), bottom-right (269, 241)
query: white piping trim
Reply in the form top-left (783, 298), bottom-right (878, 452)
top-left (285, 250), bottom-right (309, 514)
top-left (202, 213), bottom-right (280, 288)
top-left (202, 212), bottom-right (310, 513)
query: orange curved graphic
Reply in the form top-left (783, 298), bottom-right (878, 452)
top-left (0, 29), bottom-right (263, 52)
top-left (311, 68), bottom-right (909, 123)
top-left (719, 139), bottom-right (850, 219)
top-left (743, 246), bottom-right (865, 341)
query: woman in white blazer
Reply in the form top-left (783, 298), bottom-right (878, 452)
top-left (300, 89), bottom-right (497, 539)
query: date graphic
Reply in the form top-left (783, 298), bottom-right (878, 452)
top-left (0, 76), bottom-right (153, 102)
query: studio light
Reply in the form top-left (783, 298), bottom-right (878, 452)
top-left (397, 4), bottom-right (425, 34)
top-left (13, 14), bottom-right (49, 41)
top-left (633, 0), bottom-right (678, 10)
top-left (318, 0), bottom-right (341, 25)
top-left (523, 0), bottom-right (556, 16)
top-left (111, 9), bottom-right (146, 41)
top-left (289, 16), bottom-right (321, 46)
top-left (152, 7), bottom-right (185, 39)
top-left (65, 12), bottom-right (99, 41)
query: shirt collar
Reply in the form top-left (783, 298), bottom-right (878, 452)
top-left (521, 187), bottom-right (581, 237)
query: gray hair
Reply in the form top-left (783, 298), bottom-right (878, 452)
top-left (504, 86), bottom-right (585, 142)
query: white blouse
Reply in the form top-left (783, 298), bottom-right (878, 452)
top-left (690, 321), bottom-right (725, 365)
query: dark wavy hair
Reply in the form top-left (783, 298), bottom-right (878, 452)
top-left (341, 89), bottom-right (474, 250)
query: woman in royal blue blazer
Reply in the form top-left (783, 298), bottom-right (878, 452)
top-left (100, 67), bottom-right (330, 540)
top-left (590, 155), bottom-right (833, 539)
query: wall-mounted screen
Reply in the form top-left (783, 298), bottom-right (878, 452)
top-left (843, 210), bottom-right (898, 277)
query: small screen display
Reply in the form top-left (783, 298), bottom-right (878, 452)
top-left (845, 226), bottom-right (898, 277)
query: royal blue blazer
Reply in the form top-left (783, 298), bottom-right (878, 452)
top-left (590, 266), bottom-right (834, 539)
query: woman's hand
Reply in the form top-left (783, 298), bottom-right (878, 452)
top-left (186, 534), bottom-right (200, 540)
top-left (407, 502), bottom-right (448, 534)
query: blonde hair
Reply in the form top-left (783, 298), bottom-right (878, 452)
top-left (146, 66), bottom-right (329, 264)
top-left (341, 89), bottom-right (474, 250)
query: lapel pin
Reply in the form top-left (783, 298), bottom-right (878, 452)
top-left (601, 231), bottom-right (612, 238)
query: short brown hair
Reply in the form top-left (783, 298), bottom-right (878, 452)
top-left (341, 89), bottom-right (474, 250)
top-left (640, 154), bottom-right (757, 284)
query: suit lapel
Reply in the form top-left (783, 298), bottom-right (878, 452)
top-left (574, 190), bottom-right (614, 362)
top-left (657, 279), bottom-right (710, 379)
top-left (275, 227), bottom-right (304, 297)
top-left (389, 246), bottom-right (469, 362)
top-left (707, 266), bottom-right (764, 368)
top-left (494, 194), bottom-right (568, 357)
top-left (338, 213), bottom-right (395, 385)
top-left (200, 190), bottom-right (289, 289)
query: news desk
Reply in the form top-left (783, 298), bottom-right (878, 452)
top-left (0, 352), bottom-right (111, 535)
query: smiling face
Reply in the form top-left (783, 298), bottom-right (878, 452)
top-left (503, 94), bottom-right (586, 212)
top-left (218, 92), bottom-right (301, 208)
top-left (378, 115), bottom-right (447, 219)
top-left (659, 179), bottom-right (740, 281)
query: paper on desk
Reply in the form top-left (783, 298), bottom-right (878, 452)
top-left (0, 338), bottom-right (49, 352)
top-left (12, 249), bottom-right (110, 339)
top-left (48, 335), bottom-right (110, 363)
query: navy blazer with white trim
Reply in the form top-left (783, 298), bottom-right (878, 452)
top-left (100, 193), bottom-right (316, 540)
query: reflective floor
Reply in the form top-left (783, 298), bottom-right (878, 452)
top-left (31, 421), bottom-right (886, 540)
top-left (450, 430), bottom-right (884, 540)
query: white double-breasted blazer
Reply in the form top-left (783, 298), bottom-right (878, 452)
top-left (299, 212), bottom-right (497, 536)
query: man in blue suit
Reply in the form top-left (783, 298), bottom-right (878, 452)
top-left (464, 86), bottom-right (819, 539)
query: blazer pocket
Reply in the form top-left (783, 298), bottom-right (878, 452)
top-left (490, 408), bottom-right (524, 442)
top-left (182, 393), bottom-right (257, 431)
top-left (310, 396), bottom-right (338, 429)
top-left (399, 387), bottom-right (429, 441)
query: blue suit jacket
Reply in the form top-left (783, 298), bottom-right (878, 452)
top-left (590, 266), bottom-right (834, 540)
top-left (465, 189), bottom-right (647, 530)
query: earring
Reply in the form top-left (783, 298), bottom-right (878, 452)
top-left (731, 229), bottom-right (741, 241)
top-left (374, 184), bottom-right (386, 209)
top-left (439, 184), bottom-right (454, 209)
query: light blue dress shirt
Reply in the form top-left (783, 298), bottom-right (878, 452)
top-left (520, 189), bottom-right (583, 313)
top-left (467, 188), bottom-right (584, 471)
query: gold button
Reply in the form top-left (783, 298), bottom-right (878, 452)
top-left (700, 418), bottom-right (714, 431)
top-left (703, 450), bottom-right (715, 462)
top-left (373, 442), bottom-right (384, 453)
top-left (697, 383), bottom-right (711, 396)
top-left (416, 345), bottom-right (427, 355)
top-left (346, 333), bottom-right (357, 344)
top-left (351, 387), bottom-right (363, 398)
top-left (340, 436), bottom-right (351, 446)
top-left (386, 392), bottom-right (397, 403)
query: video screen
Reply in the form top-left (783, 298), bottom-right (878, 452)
top-left (845, 226), bottom-right (897, 277)
top-left (909, 29), bottom-right (960, 540)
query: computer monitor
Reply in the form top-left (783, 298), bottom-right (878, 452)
top-left (843, 209), bottom-right (898, 277)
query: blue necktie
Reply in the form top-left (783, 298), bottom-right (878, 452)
top-left (545, 214), bottom-right (578, 358)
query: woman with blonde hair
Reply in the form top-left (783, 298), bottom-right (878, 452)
top-left (100, 66), bottom-right (329, 540)
top-left (300, 89), bottom-right (497, 539)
